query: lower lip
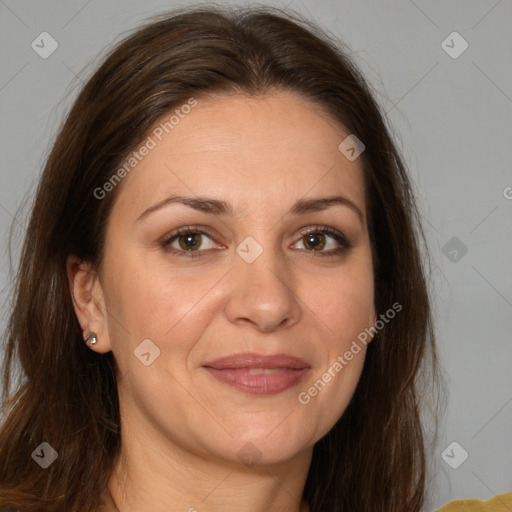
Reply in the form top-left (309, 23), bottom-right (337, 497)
top-left (203, 367), bottom-right (310, 395)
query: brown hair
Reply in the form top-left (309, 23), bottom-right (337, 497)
top-left (0, 5), bottom-right (443, 511)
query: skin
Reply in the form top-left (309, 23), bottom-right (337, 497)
top-left (67, 90), bottom-right (377, 512)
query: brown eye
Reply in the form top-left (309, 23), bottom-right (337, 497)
top-left (292, 226), bottom-right (353, 257)
top-left (178, 233), bottom-right (203, 251)
top-left (160, 226), bottom-right (219, 257)
top-left (303, 232), bottom-right (326, 251)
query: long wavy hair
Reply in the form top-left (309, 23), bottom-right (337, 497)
top-left (0, 5), bottom-right (443, 511)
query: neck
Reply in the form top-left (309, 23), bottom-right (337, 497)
top-left (108, 419), bottom-right (312, 512)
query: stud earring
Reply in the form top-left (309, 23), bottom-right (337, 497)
top-left (85, 332), bottom-right (98, 347)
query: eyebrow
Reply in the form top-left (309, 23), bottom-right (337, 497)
top-left (136, 194), bottom-right (364, 224)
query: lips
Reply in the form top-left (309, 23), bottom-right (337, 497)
top-left (202, 352), bottom-right (310, 395)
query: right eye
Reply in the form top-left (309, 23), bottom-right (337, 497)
top-left (160, 226), bottom-right (223, 257)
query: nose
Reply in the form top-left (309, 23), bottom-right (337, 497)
top-left (224, 243), bottom-right (302, 332)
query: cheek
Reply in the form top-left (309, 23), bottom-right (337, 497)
top-left (103, 257), bottom-right (223, 367)
top-left (301, 260), bottom-right (375, 342)
top-left (294, 256), bottom-right (374, 430)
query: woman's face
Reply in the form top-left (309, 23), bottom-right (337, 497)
top-left (85, 90), bottom-right (376, 466)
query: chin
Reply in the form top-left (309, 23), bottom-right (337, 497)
top-left (224, 428), bottom-right (314, 468)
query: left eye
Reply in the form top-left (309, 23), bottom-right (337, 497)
top-left (293, 231), bottom-right (340, 252)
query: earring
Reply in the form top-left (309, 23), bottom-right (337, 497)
top-left (85, 332), bottom-right (98, 347)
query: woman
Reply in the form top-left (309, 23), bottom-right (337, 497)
top-left (0, 4), bottom-right (488, 511)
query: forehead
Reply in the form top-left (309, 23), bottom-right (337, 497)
top-left (109, 90), bottom-right (366, 221)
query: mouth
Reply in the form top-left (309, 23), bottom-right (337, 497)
top-left (202, 352), bottom-right (311, 395)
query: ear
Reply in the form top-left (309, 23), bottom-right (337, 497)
top-left (66, 254), bottom-right (112, 354)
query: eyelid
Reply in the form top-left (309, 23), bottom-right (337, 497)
top-left (160, 225), bottom-right (220, 244)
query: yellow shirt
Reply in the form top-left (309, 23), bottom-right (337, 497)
top-left (435, 492), bottom-right (512, 511)
top-left (99, 491), bottom-right (512, 511)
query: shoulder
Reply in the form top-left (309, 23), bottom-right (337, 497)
top-left (434, 492), bottom-right (512, 511)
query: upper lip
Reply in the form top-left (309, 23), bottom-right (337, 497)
top-left (203, 352), bottom-right (310, 370)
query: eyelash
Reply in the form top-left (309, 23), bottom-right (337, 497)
top-left (159, 225), bottom-right (353, 258)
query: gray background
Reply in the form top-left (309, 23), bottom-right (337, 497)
top-left (1, 0), bottom-right (511, 509)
